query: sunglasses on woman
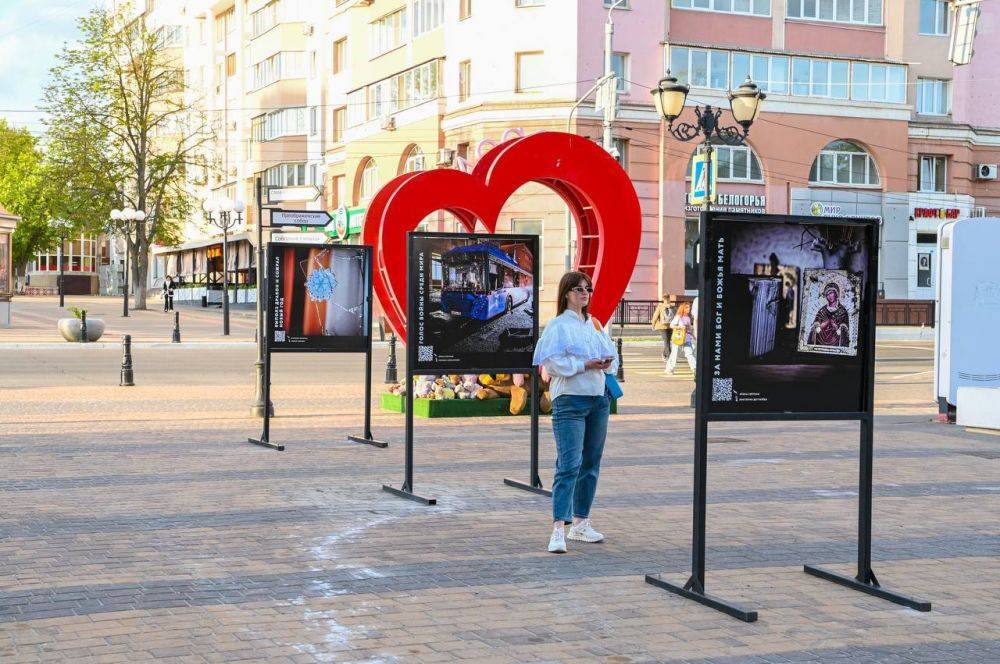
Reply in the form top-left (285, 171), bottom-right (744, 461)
top-left (570, 286), bottom-right (594, 294)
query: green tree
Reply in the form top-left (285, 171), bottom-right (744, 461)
top-left (42, 7), bottom-right (212, 309)
top-left (0, 120), bottom-right (60, 279)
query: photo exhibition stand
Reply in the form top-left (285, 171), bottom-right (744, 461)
top-left (645, 211), bottom-right (930, 622)
top-left (382, 231), bottom-right (547, 505)
top-left (249, 243), bottom-right (388, 452)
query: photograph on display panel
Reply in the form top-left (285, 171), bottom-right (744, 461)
top-left (704, 214), bottom-right (875, 414)
top-left (409, 232), bottom-right (539, 372)
top-left (268, 243), bottom-right (370, 352)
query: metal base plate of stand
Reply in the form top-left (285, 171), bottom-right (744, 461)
top-left (348, 435), bottom-right (389, 449)
top-left (645, 574), bottom-right (758, 622)
top-left (248, 437), bottom-right (285, 452)
top-left (803, 565), bottom-right (931, 612)
top-left (382, 484), bottom-right (436, 505)
top-left (502, 478), bottom-right (551, 497)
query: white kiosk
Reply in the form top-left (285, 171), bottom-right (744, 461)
top-left (0, 207), bottom-right (17, 327)
top-left (935, 217), bottom-right (1000, 426)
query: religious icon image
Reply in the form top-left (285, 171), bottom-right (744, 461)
top-left (797, 269), bottom-right (861, 357)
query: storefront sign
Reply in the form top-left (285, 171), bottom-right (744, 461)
top-left (809, 201), bottom-right (881, 223)
top-left (685, 193), bottom-right (765, 215)
top-left (325, 206), bottom-right (365, 241)
top-left (913, 207), bottom-right (961, 220)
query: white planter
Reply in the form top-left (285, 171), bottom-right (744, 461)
top-left (57, 317), bottom-right (106, 342)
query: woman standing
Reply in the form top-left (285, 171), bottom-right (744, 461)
top-left (533, 271), bottom-right (619, 554)
top-left (666, 301), bottom-right (696, 374)
top-left (650, 294), bottom-right (675, 361)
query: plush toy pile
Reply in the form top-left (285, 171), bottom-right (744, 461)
top-left (385, 373), bottom-right (552, 415)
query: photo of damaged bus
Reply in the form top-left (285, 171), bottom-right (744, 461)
top-left (439, 243), bottom-right (532, 320)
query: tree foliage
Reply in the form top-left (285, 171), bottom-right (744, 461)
top-left (42, 7), bottom-right (213, 308)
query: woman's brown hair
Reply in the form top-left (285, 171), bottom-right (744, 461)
top-left (556, 271), bottom-right (593, 318)
top-left (676, 301), bottom-right (691, 317)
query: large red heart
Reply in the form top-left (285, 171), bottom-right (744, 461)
top-left (363, 131), bottom-right (641, 344)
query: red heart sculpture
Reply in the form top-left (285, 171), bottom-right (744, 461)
top-left (363, 131), bottom-right (641, 344)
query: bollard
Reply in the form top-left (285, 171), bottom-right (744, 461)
top-left (385, 333), bottom-right (398, 383)
top-left (616, 337), bottom-right (624, 382)
top-left (172, 311), bottom-right (181, 343)
top-left (80, 311), bottom-right (88, 344)
top-left (120, 335), bottom-right (135, 386)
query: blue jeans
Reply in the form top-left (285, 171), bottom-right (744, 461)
top-left (551, 394), bottom-right (610, 524)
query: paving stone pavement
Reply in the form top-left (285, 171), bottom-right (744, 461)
top-left (0, 340), bottom-right (998, 663)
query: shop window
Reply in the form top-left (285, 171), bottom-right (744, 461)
top-left (809, 140), bottom-right (879, 186)
top-left (918, 155), bottom-right (946, 193)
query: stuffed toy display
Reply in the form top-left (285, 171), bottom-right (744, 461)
top-left (384, 372), bottom-right (552, 415)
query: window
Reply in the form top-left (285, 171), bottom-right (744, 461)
top-left (331, 175), bottom-right (346, 208)
top-left (919, 155), bottom-right (947, 192)
top-left (672, 0), bottom-right (769, 16)
top-left (251, 0), bottom-right (304, 38)
top-left (789, 57), bottom-right (849, 98)
top-left (919, 0), bottom-right (948, 35)
top-left (787, 0), bottom-right (881, 24)
top-left (310, 107), bottom-right (317, 135)
top-left (688, 145), bottom-right (763, 181)
top-left (332, 107), bottom-right (345, 142)
top-left (251, 52), bottom-right (306, 90)
top-left (612, 52), bottom-right (629, 93)
top-left (347, 89), bottom-right (366, 127)
top-left (605, 0), bottom-right (630, 7)
top-left (730, 52), bottom-right (789, 93)
top-left (460, 0), bottom-right (472, 19)
top-left (516, 51), bottom-right (545, 92)
top-left (346, 59), bottom-right (439, 126)
top-left (404, 146), bottom-right (426, 173)
top-left (670, 47), bottom-right (730, 90)
top-left (332, 38), bottom-right (347, 74)
top-left (251, 107), bottom-right (307, 142)
top-left (265, 163), bottom-right (307, 187)
top-left (158, 25), bottom-right (185, 46)
top-left (916, 78), bottom-right (949, 115)
top-left (459, 60), bottom-right (471, 102)
top-left (850, 62), bottom-right (906, 102)
top-left (516, 0), bottom-right (545, 5)
top-left (371, 8), bottom-right (407, 57)
top-left (612, 137), bottom-right (629, 171)
top-left (512, 219), bottom-right (543, 281)
top-left (226, 53), bottom-right (236, 77)
top-left (412, 0), bottom-right (444, 35)
top-left (809, 140), bottom-right (879, 186)
top-left (359, 159), bottom-right (379, 201)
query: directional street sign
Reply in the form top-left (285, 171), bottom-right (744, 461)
top-left (270, 232), bottom-right (329, 244)
top-left (270, 209), bottom-right (333, 227)
top-left (266, 185), bottom-right (322, 204)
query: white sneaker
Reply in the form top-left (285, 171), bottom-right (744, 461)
top-left (567, 519), bottom-right (604, 543)
top-left (548, 527), bottom-right (567, 554)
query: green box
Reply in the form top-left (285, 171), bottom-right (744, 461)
top-left (380, 392), bottom-right (616, 418)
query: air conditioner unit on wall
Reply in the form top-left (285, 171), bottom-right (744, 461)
top-left (437, 148), bottom-right (455, 167)
top-left (974, 164), bottom-right (998, 180)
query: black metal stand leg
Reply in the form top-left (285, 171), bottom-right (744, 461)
top-left (382, 371), bottom-right (435, 505)
top-left (348, 331), bottom-right (388, 448)
top-left (504, 369), bottom-right (551, 496)
top-left (249, 349), bottom-right (284, 451)
top-left (803, 417), bottom-right (930, 612)
top-left (646, 393), bottom-right (757, 622)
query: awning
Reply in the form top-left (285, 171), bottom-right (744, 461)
top-left (151, 231), bottom-right (255, 255)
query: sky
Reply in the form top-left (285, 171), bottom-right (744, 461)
top-left (0, 0), bottom-right (97, 137)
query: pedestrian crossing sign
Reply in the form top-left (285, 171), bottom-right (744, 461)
top-left (690, 152), bottom-right (717, 206)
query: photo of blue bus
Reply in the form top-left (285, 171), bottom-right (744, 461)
top-left (439, 243), bottom-right (532, 321)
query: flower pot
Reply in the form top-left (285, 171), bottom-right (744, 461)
top-left (57, 318), bottom-right (106, 342)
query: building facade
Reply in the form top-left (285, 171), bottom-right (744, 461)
top-left (117, 0), bottom-right (998, 316)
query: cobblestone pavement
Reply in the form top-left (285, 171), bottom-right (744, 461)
top-left (1, 341), bottom-right (998, 663)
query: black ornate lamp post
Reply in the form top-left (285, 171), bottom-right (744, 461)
top-left (203, 197), bottom-right (245, 336)
top-left (110, 207), bottom-right (145, 318)
top-left (651, 73), bottom-right (765, 406)
top-left (51, 218), bottom-right (73, 308)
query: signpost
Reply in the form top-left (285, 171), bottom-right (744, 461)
top-left (265, 185), bottom-right (322, 204)
top-left (689, 152), bottom-right (716, 207)
top-left (271, 210), bottom-right (333, 227)
top-left (271, 232), bottom-right (329, 244)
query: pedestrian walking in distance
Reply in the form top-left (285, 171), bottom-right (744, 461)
top-left (650, 293), bottom-right (675, 361)
top-left (532, 271), bottom-right (618, 553)
top-left (163, 275), bottom-right (175, 312)
top-left (666, 301), bottom-right (696, 375)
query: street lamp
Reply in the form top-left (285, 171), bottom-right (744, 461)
top-left (651, 73), bottom-right (765, 406)
top-left (110, 207), bottom-right (145, 318)
top-left (50, 218), bottom-right (74, 308)
top-left (203, 196), bottom-right (245, 336)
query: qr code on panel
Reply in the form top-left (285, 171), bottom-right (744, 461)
top-left (417, 345), bottom-right (435, 362)
top-left (712, 378), bottom-right (733, 402)
top-left (274, 331), bottom-right (286, 342)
